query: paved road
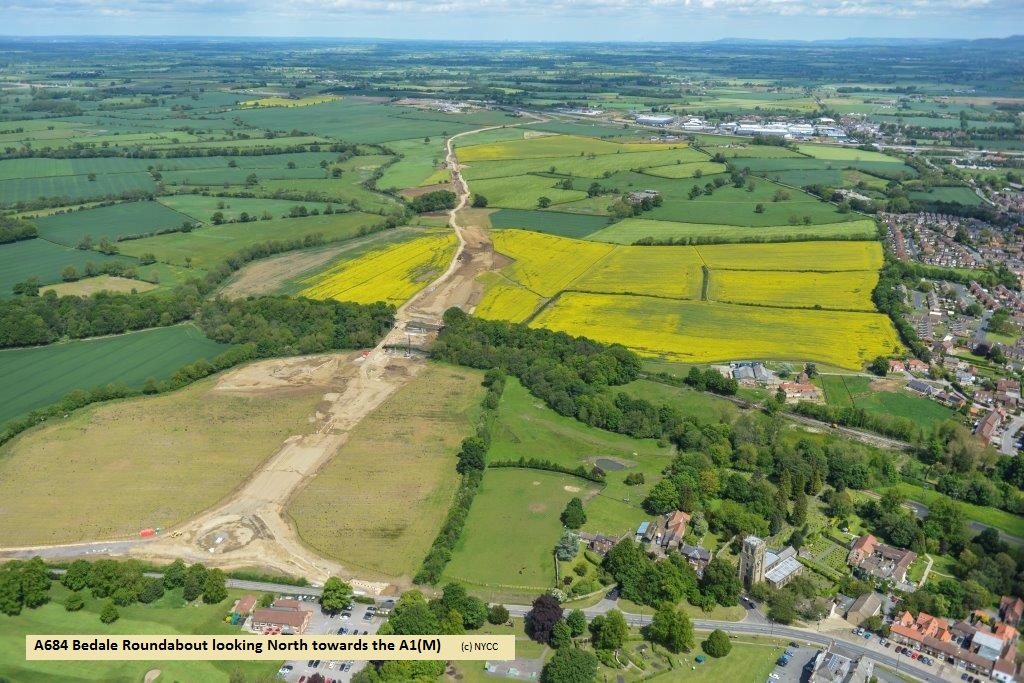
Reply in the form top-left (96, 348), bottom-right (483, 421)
top-left (1000, 414), bottom-right (1024, 456)
top-left (503, 604), bottom-right (945, 682)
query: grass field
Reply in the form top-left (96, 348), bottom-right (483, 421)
top-left (118, 212), bottom-right (384, 269)
top-left (442, 468), bottom-right (600, 593)
top-left (0, 324), bottom-right (228, 427)
top-left (457, 135), bottom-right (685, 161)
top-left (461, 147), bottom-right (708, 181)
top-left (157, 195), bottom-right (333, 224)
top-left (909, 186), bottom-right (984, 206)
top-left (35, 200), bottom-right (193, 246)
top-left (709, 269), bottom-right (878, 310)
top-left (40, 274), bottom-right (159, 297)
top-left (641, 161), bottom-right (729, 178)
top-left (0, 370), bottom-right (324, 545)
top-left (0, 238), bottom-right (130, 294)
top-left (488, 208), bottom-right (610, 238)
top-left (376, 137), bottom-right (449, 189)
top-left (532, 293), bottom-right (901, 369)
top-left (288, 364), bottom-right (484, 579)
top-left (820, 375), bottom-right (955, 429)
top-left (796, 144), bottom-right (905, 163)
top-left (468, 174), bottom-right (587, 209)
top-left (300, 230), bottom-right (457, 306)
top-left (240, 95), bottom-right (341, 107)
top-left (588, 218), bottom-right (879, 244)
top-left (0, 171), bottom-right (157, 205)
top-left (0, 584), bottom-right (278, 682)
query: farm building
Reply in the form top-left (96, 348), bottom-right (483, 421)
top-left (635, 114), bottom-right (674, 126)
top-left (779, 381), bottom-right (820, 403)
top-left (626, 189), bottom-right (660, 205)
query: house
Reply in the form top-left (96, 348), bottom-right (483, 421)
top-left (907, 358), bottom-right (929, 374)
top-left (908, 378), bottom-right (935, 396)
top-left (641, 510), bottom-right (691, 551)
top-left (888, 360), bottom-right (906, 373)
top-left (779, 382), bottom-right (820, 403)
top-left (890, 610), bottom-right (1020, 679)
top-left (977, 409), bottom-right (1004, 443)
top-left (847, 534), bottom-right (917, 583)
top-left (678, 543), bottom-right (712, 576)
top-left (251, 600), bottom-right (312, 634)
top-left (845, 592), bottom-right (883, 627)
top-left (580, 532), bottom-right (616, 556)
top-left (997, 379), bottom-right (1022, 400)
top-left (1000, 596), bottom-right (1024, 627)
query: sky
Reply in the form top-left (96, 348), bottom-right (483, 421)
top-left (1, 0), bottom-right (1022, 42)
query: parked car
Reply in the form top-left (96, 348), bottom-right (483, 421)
top-left (343, 662), bottom-right (353, 672)
top-left (769, 674), bottom-right (781, 681)
top-left (789, 641), bottom-right (799, 648)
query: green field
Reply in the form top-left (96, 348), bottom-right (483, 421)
top-left (0, 583), bottom-right (278, 682)
top-left (462, 146), bottom-right (708, 180)
top-left (157, 195), bottom-right (333, 224)
top-left (0, 171), bottom-right (157, 205)
top-left (0, 324), bottom-right (228, 426)
top-left (879, 483), bottom-right (1024, 540)
top-left (35, 200), bottom-right (193, 246)
top-left (443, 468), bottom-right (600, 594)
top-left (909, 186), bottom-right (984, 206)
top-left (468, 174), bottom-right (587, 209)
top-left (820, 374), bottom-right (954, 429)
top-left (488, 208), bottom-right (610, 237)
top-left (118, 212), bottom-right (384, 268)
top-left (588, 217), bottom-right (878, 244)
top-left (0, 238), bottom-right (132, 294)
top-left (377, 137), bottom-right (450, 189)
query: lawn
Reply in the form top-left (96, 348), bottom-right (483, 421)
top-left (0, 367), bottom-right (325, 545)
top-left (288, 364), bottom-right (484, 579)
top-left (617, 379), bottom-right (739, 424)
top-left (0, 584), bottom-right (278, 682)
top-left (300, 229), bottom-right (457, 306)
top-left (0, 238), bottom-right (132, 294)
top-left (0, 324), bottom-right (228, 427)
top-left (531, 293), bottom-right (901, 370)
top-left (442, 468), bottom-right (600, 595)
top-left (118, 211), bottom-right (385, 268)
top-left (35, 200), bottom-right (194, 246)
top-left (588, 218), bottom-right (878, 244)
top-left (488, 208), bottom-right (610, 238)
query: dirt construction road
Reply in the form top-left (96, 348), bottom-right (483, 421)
top-left (0, 125), bottom-right (512, 590)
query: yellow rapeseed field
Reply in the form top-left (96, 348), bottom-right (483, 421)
top-left (491, 229), bottom-right (613, 297)
top-left (531, 293), bottom-right (902, 369)
top-left (708, 270), bottom-right (879, 311)
top-left (301, 231), bottom-right (457, 306)
top-left (572, 245), bottom-right (704, 300)
top-left (240, 95), bottom-right (341, 108)
top-left (474, 274), bottom-right (545, 323)
top-left (696, 240), bottom-right (883, 272)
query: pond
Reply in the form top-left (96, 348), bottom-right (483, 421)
top-left (594, 457), bottom-right (627, 471)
